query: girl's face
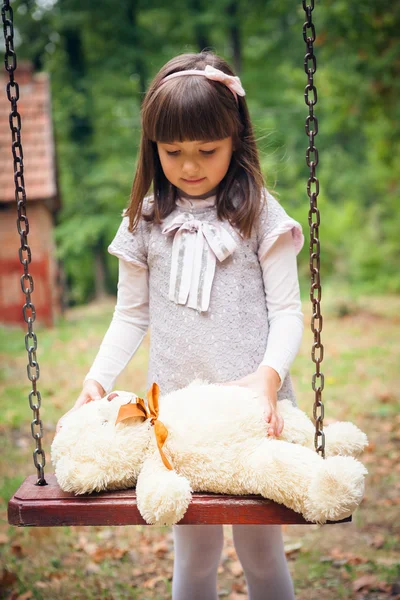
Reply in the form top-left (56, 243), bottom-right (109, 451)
top-left (157, 137), bottom-right (234, 196)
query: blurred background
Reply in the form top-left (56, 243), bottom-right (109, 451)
top-left (1, 0), bottom-right (400, 314)
top-left (0, 1), bottom-right (399, 599)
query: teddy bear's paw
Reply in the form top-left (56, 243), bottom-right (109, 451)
top-left (323, 422), bottom-right (369, 458)
top-left (276, 400), bottom-right (315, 445)
top-left (136, 471), bottom-right (192, 526)
top-left (303, 455), bottom-right (368, 524)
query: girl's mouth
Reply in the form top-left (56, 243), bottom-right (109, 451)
top-left (182, 178), bottom-right (206, 184)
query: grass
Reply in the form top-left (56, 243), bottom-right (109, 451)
top-left (0, 291), bottom-right (399, 599)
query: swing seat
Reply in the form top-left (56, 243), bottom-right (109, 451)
top-left (8, 474), bottom-right (352, 527)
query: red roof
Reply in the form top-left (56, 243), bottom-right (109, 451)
top-left (0, 62), bottom-right (59, 207)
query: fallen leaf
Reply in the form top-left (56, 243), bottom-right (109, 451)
top-left (369, 533), bottom-right (385, 549)
top-left (227, 560), bottom-right (243, 577)
top-left (33, 581), bottom-right (49, 589)
top-left (380, 422), bottom-right (394, 433)
top-left (284, 541), bottom-right (303, 555)
top-left (10, 543), bottom-right (24, 558)
top-left (91, 545), bottom-right (128, 563)
top-left (143, 575), bottom-right (165, 589)
top-left (378, 391), bottom-right (394, 404)
top-left (329, 548), bottom-right (368, 565)
top-left (230, 581), bottom-right (247, 599)
top-left (97, 529), bottom-right (113, 540)
top-left (375, 557), bottom-right (400, 567)
top-left (74, 534), bottom-right (89, 551)
top-left (152, 541), bottom-right (169, 557)
top-left (81, 542), bottom-right (98, 555)
top-left (0, 568), bottom-right (17, 589)
top-left (231, 580), bottom-right (246, 593)
top-left (85, 562), bottom-right (101, 575)
top-left (365, 442), bottom-right (376, 453)
top-left (16, 592), bottom-right (33, 600)
top-left (60, 551), bottom-right (82, 566)
top-left (376, 497), bottom-right (400, 506)
top-left (47, 571), bottom-right (68, 582)
top-left (352, 574), bottom-right (389, 592)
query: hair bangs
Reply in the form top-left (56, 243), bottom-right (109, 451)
top-left (143, 77), bottom-right (239, 144)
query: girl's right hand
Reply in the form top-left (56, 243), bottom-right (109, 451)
top-left (55, 379), bottom-right (105, 435)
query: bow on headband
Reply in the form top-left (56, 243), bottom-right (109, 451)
top-left (115, 382), bottom-right (172, 471)
top-left (202, 65), bottom-right (245, 99)
top-left (162, 213), bottom-right (237, 312)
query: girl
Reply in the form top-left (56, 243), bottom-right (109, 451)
top-left (57, 51), bottom-right (304, 600)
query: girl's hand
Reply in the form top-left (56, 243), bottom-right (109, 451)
top-left (55, 379), bottom-right (105, 435)
top-left (221, 366), bottom-right (284, 437)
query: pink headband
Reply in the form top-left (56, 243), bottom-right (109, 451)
top-left (158, 64), bottom-right (245, 104)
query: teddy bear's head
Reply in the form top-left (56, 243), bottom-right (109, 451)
top-left (51, 391), bottom-right (152, 494)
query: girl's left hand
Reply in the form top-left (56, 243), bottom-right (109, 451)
top-left (221, 366), bottom-right (284, 437)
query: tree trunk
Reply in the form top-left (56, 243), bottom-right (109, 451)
top-left (94, 246), bottom-right (107, 300)
top-left (226, 0), bottom-right (242, 74)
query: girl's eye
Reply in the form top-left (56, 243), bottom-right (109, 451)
top-left (165, 149), bottom-right (216, 156)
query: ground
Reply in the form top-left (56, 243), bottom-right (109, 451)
top-left (0, 292), bottom-right (399, 599)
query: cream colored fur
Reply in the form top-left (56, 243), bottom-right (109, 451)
top-left (51, 380), bottom-right (369, 525)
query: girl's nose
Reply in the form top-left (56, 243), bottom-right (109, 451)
top-left (182, 159), bottom-right (199, 176)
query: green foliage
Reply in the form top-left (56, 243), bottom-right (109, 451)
top-left (0, 475), bottom-right (25, 505)
top-left (7, 0), bottom-right (400, 302)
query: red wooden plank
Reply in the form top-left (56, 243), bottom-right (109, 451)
top-left (0, 257), bottom-right (53, 327)
top-left (8, 474), bottom-right (352, 527)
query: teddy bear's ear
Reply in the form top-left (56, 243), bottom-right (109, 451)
top-left (106, 391), bottom-right (138, 403)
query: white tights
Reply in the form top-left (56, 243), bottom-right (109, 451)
top-left (172, 524), bottom-right (296, 600)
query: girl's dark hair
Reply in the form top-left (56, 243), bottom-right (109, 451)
top-left (126, 51), bottom-right (265, 238)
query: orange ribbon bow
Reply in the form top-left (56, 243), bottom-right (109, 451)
top-left (115, 382), bottom-right (173, 471)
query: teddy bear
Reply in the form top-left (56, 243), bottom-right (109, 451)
top-left (51, 380), bottom-right (369, 526)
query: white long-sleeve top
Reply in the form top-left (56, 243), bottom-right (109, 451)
top-left (84, 213), bottom-right (304, 394)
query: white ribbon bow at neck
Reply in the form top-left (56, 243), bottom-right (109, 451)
top-left (161, 213), bottom-right (237, 313)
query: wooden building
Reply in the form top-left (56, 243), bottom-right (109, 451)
top-left (0, 62), bottom-right (62, 327)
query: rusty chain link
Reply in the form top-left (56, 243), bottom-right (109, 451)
top-left (2, 0), bottom-right (47, 484)
top-left (303, 0), bottom-right (325, 459)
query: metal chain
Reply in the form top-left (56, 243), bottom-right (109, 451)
top-left (302, 0), bottom-right (325, 459)
top-left (2, 0), bottom-right (47, 484)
